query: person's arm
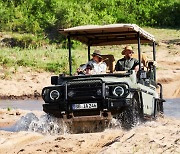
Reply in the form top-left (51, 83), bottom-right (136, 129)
top-left (132, 58), bottom-right (139, 72)
top-left (134, 65), bottom-right (139, 72)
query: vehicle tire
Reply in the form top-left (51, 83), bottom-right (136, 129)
top-left (157, 101), bottom-right (163, 113)
top-left (119, 93), bottom-right (143, 129)
top-left (156, 99), bottom-right (164, 117)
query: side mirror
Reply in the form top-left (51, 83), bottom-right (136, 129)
top-left (51, 76), bottom-right (58, 85)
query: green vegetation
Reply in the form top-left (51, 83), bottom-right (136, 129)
top-left (0, 27), bottom-right (179, 76)
top-left (0, 0), bottom-right (179, 45)
top-left (0, 0), bottom-right (179, 41)
top-left (0, 46), bottom-right (69, 74)
top-left (7, 107), bottom-right (11, 111)
top-left (0, 0), bottom-right (179, 75)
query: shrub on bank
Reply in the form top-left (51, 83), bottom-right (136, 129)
top-left (0, 0), bottom-right (179, 43)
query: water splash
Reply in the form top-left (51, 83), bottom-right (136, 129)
top-left (108, 118), bottom-right (122, 129)
top-left (14, 113), bottom-right (39, 132)
top-left (28, 114), bottom-right (69, 135)
top-left (1, 113), bottom-right (69, 135)
top-left (1, 112), bottom-right (143, 134)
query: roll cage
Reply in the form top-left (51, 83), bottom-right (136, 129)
top-left (59, 24), bottom-right (157, 83)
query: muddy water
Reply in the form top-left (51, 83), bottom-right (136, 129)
top-left (0, 99), bottom-right (43, 111)
top-left (0, 98), bottom-right (180, 118)
top-left (0, 98), bottom-right (179, 134)
top-left (164, 98), bottom-right (180, 118)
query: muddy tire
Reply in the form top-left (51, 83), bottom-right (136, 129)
top-left (155, 99), bottom-right (164, 118)
top-left (119, 94), bottom-right (143, 129)
top-left (157, 101), bottom-right (164, 113)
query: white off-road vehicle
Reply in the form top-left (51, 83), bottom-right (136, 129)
top-left (42, 24), bottom-right (164, 131)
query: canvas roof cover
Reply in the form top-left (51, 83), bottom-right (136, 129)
top-left (59, 24), bottom-right (155, 46)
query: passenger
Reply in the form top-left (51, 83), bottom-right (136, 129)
top-left (77, 50), bottom-right (107, 74)
top-left (146, 61), bottom-right (155, 80)
top-left (115, 46), bottom-right (139, 72)
top-left (85, 64), bottom-right (94, 75)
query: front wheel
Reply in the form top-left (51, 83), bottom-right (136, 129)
top-left (155, 98), bottom-right (164, 118)
top-left (119, 94), bottom-right (143, 129)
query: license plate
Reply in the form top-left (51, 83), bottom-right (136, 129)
top-left (72, 103), bottom-right (97, 110)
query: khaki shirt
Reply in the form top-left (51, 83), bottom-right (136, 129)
top-left (115, 57), bottom-right (139, 71)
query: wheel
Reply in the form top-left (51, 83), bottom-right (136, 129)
top-left (119, 93), bottom-right (143, 129)
top-left (156, 99), bottom-right (164, 117)
top-left (157, 101), bottom-right (163, 113)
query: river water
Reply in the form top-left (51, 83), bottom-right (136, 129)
top-left (0, 98), bottom-right (180, 118)
top-left (0, 98), bottom-right (179, 134)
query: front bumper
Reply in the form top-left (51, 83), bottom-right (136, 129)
top-left (43, 98), bottom-right (132, 119)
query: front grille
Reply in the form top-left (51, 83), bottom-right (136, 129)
top-left (67, 79), bottom-right (103, 100)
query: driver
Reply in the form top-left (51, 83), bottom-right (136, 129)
top-left (77, 50), bottom-right (107, 74)
top-left (115, 46), bottom-right (139, 72)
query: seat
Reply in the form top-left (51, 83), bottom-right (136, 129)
top-left (101, 55), bottom-right (115, 73)
top-left (132, 53), bottom-right (149, 68)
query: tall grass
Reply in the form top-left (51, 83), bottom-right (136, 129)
top-left (0, 44), bottom-right (158, 75)
top-left (0, 27), bottom-right (179, 77)
top-left (0, 45), bottom-right (94, 75)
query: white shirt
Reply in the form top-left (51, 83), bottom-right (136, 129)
top-left (80, 60), bottom-right (107, 74)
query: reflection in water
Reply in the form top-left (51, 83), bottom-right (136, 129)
top-left (0, 99), bottom-right (43, 111)
top-left (164, 98), bottom-right (180, 118)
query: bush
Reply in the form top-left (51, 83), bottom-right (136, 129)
top-left (0, 0), bottom-right (179, 43)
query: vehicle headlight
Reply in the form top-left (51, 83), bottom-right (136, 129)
top-left (113, 86), bottom-right (124, 97)
top-left (50, 90), bottom-right (60, 100)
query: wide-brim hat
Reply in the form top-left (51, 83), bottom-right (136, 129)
top-left (121, 45), bottom-right (134, 55)
top-left (91, 50), bottom-right (102, 58)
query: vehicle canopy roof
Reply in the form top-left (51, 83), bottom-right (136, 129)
top-left (60, 24), bottom-right (155, 46)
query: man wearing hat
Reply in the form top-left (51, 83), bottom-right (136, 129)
top-left (78, 50), bottom-right (107, 74)
top-left (115, 46), bottom-right (139, 72)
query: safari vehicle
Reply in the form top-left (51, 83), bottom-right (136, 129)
top-left (42, 24), bottom-right (165, 130)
